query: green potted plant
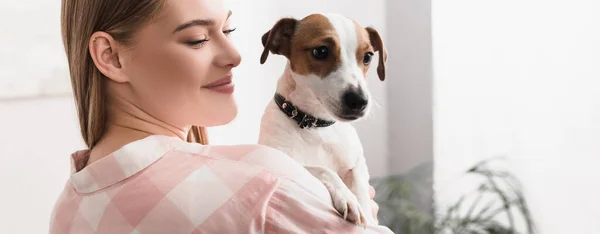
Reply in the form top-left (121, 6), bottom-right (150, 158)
top-left (371, 158), bottom-right (537, 234)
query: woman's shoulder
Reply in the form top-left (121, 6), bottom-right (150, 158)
top-left (51, 136), bottom-right (322, 233)
top-left (164, 138), bottom-right (335, 205)
top-left (169, 139), bottom-right (311, 180)
top-left (110, 134), bottom-right (302, 176)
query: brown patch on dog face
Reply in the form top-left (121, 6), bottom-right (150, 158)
top-left (288, 14), bottom-right (342, 78)
top-left (354, 21), bottom-right (375, 77)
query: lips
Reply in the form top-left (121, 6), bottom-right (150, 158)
top-left (203, 75), bottom-right (232, 88)
top-left (202, 75), bottom-right (235, 94)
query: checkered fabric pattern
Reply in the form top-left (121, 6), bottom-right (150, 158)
top-left (49, 135), bottom-right (394, 234)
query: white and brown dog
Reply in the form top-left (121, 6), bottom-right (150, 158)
top-left (257, 13), bottom-right (387, 227)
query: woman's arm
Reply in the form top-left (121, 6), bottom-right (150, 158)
top-left (197, 144), bottom-right (393, 233)
top-left (264, 177), bottom-right (395, 234)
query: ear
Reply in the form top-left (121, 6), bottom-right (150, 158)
top-left (366, 27), bottom-right (388, 81)
top-left (88, 31), bottom-right (128, 83)
top-left (260, 18), bottom-right (298, 64)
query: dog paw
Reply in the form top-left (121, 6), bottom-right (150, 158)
top-left (331, 188), bottom-right (367, 228)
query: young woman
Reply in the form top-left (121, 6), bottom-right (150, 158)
top-left (50, 0), bottom-right (393, 233)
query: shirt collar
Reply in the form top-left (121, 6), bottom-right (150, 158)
top-left (69, 135), bottom-right (187, 194)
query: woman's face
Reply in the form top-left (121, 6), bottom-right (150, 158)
top-left (119, 0), bottom-right (241, 128)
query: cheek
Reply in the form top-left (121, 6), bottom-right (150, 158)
top-left (131, 45), bottom-right (210, 88)
top-left (124, 44), bottom-right (213, 123)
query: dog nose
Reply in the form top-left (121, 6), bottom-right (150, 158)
top-left (342, 91), bottom-right (368, 112)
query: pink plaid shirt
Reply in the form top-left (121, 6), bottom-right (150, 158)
top-left (49, 134), bottom-right (394, 234)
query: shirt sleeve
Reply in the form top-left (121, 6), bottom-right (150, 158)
top-left (264, 177), bottom-right (396, 234)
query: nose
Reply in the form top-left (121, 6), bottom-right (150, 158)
top-left (342, 90), bottom-right (368, 112)
top-left (215, 38), bottom-right (242, 68)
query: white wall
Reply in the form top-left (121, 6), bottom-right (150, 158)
top-left (0, 1), bottom-right (389, 233)
top-left (0, 98), bottom-right (84, 234)
top-left (433, 0), bottom-right (600, 233)
top-left (385, 0), bottom-right (434, 175)
top-left (0, 1), bottom-right (71, 99)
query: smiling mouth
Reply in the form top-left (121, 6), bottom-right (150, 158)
top-left (203, 75), bottom-right (232, 88)
top-left (202, 75), bottom-right (234, 94)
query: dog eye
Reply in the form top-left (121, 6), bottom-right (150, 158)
top-left (312, 46), bottom-right (329, 60)
top-left (363, 52), bottom-right (374, 65)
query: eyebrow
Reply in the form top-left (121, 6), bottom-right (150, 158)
top-left (173, 10), bottom-right (233, 34)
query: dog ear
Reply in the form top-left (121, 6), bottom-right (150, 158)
top-left (366, 27), bottom-right (388, 81)
top-left (260, 18), bottom-right (298, 64)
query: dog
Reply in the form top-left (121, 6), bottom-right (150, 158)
top-left (257, 13), bottom-right (388, 227)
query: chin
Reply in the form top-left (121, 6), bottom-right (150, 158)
top-left (200, 100), bottom-right (239, 127)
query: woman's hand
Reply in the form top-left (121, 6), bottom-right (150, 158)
top-left (369, 185), bottom-right (380, 224)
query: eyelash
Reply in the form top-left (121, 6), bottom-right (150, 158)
top-left (185, 28), bottom-right (237, 48)
top-left (224, 28), bottom-right (236, 35)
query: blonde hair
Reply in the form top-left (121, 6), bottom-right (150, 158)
top-left (61, 0), bottom-right (208, 148)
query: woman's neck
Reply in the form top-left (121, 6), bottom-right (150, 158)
top-left (86, 92), bottom-right (190, 166)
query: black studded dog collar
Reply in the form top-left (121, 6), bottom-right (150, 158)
top-left (273, 93), bottom-right (336, 129)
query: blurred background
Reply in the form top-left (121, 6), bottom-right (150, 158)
top-left (1, 0), bottom-right (599, 233)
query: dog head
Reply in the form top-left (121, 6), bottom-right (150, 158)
top-left (260, 13), bottom-right (388, 121)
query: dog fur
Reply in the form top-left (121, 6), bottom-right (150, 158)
top-left (257, 13), bottom-right (387, 227)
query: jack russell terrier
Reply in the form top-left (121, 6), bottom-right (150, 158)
top-left (257, 13), bottom-right (388, 227)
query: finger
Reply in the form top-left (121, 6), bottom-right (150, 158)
top-left (370, 200), bottom-right (379, 224)
top-left (371, 200), bottom-right (379, 213)
top-left (369, 186), bottom-right (376, 199)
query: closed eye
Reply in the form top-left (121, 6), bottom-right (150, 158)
top-left (185, 28), bottom-right (236, 48)
top-left (223, 28), bottom-right (236, 35)
top-left (185, 39), bottom-right (210, 47)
